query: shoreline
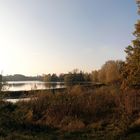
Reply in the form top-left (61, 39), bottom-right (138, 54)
top-left (1, 88), bottom-right (66, 99)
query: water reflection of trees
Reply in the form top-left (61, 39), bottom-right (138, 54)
top-left (3, 81), bottom-right (65, 92)
top-left (45, 82), bottom-right (57, 89)
top-left (10, 83), bottom-right (26, 87)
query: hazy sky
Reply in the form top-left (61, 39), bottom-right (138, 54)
top-left (0, 0), bottom-right (138, 75)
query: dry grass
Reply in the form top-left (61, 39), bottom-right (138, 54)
top-left (1, 86), bottom-right (140, 139)
top-left (18, 86), bottom-right (120, 131)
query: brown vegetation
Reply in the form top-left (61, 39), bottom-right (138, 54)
top-left (0, 85), bottom-right (140, 139)
top-left (15, 86), bottom-right (140, 134)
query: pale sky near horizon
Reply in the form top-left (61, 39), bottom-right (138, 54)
top-left (0, 0), bottom-right (139, 76)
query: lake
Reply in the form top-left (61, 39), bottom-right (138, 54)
top-left (2, 81), bottom-right (65, 91)
top-left (5, 98), bottom-right (31, 103)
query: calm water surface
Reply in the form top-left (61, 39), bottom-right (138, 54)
top-left (3, 81), bottom-right (65, 91)
top-left (5, 98), bottom-right (31, 103)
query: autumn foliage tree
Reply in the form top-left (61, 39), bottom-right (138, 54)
top-left (98, 60), bottom-right (123, 84)
top-left (122, 22), bottom-right (140, 89)
top-left (91, 60), bottom-right (123, 85)
top-left (91, 70), bottom-right (99, 83)
top-left (121, 2), bottom-right (140, 89)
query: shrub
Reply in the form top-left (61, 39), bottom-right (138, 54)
top-left (18, 86), bottom-right (120, 130)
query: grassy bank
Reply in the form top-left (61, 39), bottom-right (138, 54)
top-left (0, 86), bottom-right (140, 140)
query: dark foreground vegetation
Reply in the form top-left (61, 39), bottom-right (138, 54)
top-left (0, 85), bottom-right (140, 140)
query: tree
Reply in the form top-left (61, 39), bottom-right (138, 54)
top-left (44, 74), bottom-right (58, 82)
top-left (58, 73), bottom-right (65, 82)
top-left (44, 74), bottom-right (51, 82)
top-left (91, 70), bottom-right (99, 83)
top-left (98, 60), bottom-right (123, 84)
top-left (122, 21), bottom-right (140, 88)
top-left (64, 70), bottom-right (90, 86)
top-left (136, 0), bottom-right (140, 14)
top-left (51, 74), bottom-right (58, 82)
top-left (121, 1), bottom-right (140, 89)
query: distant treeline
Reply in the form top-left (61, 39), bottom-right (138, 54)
top-left (3, 74), bottom-right (43, 81)
top-left (44, 61), bottom-right (124, 86)
top-left (2, 60), bottom-right (124, 86)
top-left (44, 69), bottom-right (91, 86)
